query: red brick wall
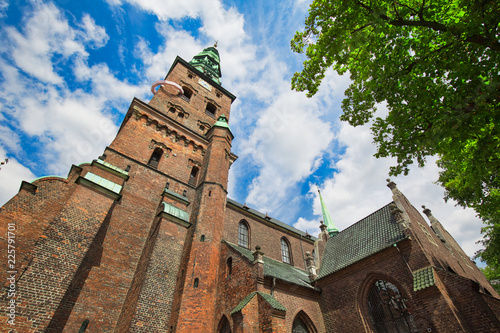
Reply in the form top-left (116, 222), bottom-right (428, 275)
top-left (215, 244), bottom-right (259, 331)
top-left (0, 182), bottom-right (117, 332)
top-left (435, 269), bottom-right (500, 331)
top-left (394, 191), bottom-right (497, 297)
top-left (265, 284), bottom-right (324, 332)
top-left (128, 215), bottom-right (190, 332)
top-left (173, 131), bottom-right (233, 331)
top-left (224, 205), bottom-right (315, 270)
top-left (0, 177), bottom-right (72, 286)
top-left (109, 101), bottom-right (207, 186)
top-left (318, 241), bottom-right (434, 333)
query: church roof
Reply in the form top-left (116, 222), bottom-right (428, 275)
top-left (231, 291), bottom-right (286, 314)
top-left (226, 199), bottom-right (317, 241)
top-left (317, 203), bottom-right (407, 279)
top-left (224, 241), bottom-right (317, 289)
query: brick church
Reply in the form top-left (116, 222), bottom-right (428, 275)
top-left (1, 46), bottom-right (499, 333)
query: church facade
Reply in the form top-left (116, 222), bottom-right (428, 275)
top-left (0, 47), bottom-right (499, 333)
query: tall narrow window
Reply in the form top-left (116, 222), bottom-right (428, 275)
top-left (367, 280), bottom-right (418, 333)
top-left (226, 257), bottom-right (232, 277)
top-left (148, 148), bottom-right (163, 168)
top-left (205, 102), bottom-right (216, 117)
top-left (189, 166), bottom-right (199, 186)
top-left (193, 278), bottom-right (199, 288)
top-left (281, 237), bottom-right (291, 264)
top-left (238, 221), bottom-right (249, 248)
top-left (181, 87), bottom-right (193, 102)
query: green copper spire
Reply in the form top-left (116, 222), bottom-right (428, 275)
top-left (318, 188), bottom-right (339, 236)
top-left (189, 44), bottom-right (222, 85)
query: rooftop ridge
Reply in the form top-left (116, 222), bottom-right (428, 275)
top-left (226, 198), bottom-right (317, 240)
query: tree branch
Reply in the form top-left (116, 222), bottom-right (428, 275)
top-left (356, 0), bottom-right (500, 51)
top-left (351, 23), bottom-right (373, 34)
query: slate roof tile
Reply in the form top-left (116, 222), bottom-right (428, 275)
top-left (318, 203), bottom-right (407, 279)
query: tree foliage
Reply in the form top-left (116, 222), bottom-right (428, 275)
top-left (291, 0), bottom-right (500, 267)
top-left (480, 265), bottom-right (500, 293)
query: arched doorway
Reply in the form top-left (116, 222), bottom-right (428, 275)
top-left (292, 311), bottom-right (317, 333)
top-left (217, 315), bottom-right (231, 333)
top-left (367, 279), bottom-right (418, 333)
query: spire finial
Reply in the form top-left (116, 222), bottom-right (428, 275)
top-left (214, 40), bottom-right (218, 48)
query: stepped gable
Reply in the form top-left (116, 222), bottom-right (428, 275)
top-left (318, 203), bottom-right (407, 279)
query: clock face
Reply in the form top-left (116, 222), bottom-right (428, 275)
top-left (198, 78), bottom-right (212, 91)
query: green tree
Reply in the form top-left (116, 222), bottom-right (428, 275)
top-left (480, 265), bottom-right (500, 293)
top-left (291, 0), bottom-right (499, 267)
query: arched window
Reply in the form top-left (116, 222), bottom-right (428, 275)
top-left (217, 315), bottom-right (231, 333)
top-left (189, 166), bottom-right (199, 186)
top-left (281, 237), bottom-right (292, 264)
top-left (148, 148), bottom-right (163, 168)
top-left (205, 102), bottom-right (217, 117)
top-left (193, 278), bottom-right (199, 288)
top-left (292, 311), bottom-right (317, 333)
top-left (238, 221), bottom-right (249, 248)
top-left (181, 87), bottom-right (193, 102)
top-left (367, 280), bottom-right (417, 333)
top-left (226, 257), bottom-right (232, 277)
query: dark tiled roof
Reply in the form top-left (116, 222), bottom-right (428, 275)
top-left (224, 241), bottom-right (315, 289)
top-left (230, 291), bottom-right (286, 314)
top-left (318, 203), bottom-right (407, 279)
top-left (226, 198), bottom-right (317, 240)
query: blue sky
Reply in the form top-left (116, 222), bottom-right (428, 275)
top-left (0, 0), bottom-right (486, 259)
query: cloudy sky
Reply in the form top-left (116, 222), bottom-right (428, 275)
top-left (0, 0), bottom-right (485, 260)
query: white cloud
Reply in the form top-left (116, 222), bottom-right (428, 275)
top-left (105, 0), bottom-right (201, 20)
top-left (0, 2), bottom-right (140, 176)
top-left (3, 2), bottom-right (88, 85)
top-left (0, 148), bottom-right (37, 206)
top-left (135, 26), bottom-right (202, 81)
top-left (241, 89), bottom-right (334, 215)
top-left (295, 119), bottom-right (485, 258)
top-left (0, 0), bottom-right (8, 18)
top-left (78, 14), bottom-right (110, 49)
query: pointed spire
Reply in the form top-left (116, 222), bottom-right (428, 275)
top-left (317, 187), bottom-right (339, 236)
top-left (189, 46), bottom-right (222, 85)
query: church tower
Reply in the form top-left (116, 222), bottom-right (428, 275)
top-left (0, 45), bottom-right (237, 333)
top-left (109, 44), bottom-right (239, 332)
